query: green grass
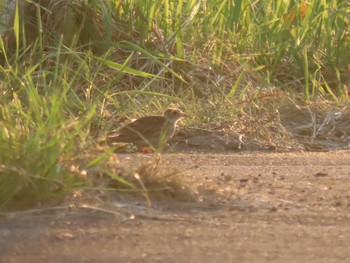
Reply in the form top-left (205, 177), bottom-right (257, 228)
top-left (0, 0), bottom-right (349, 209)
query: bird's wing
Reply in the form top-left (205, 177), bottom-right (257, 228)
top-left (109, 116), bottom-right (165, 142)
top-left (130, 115), bottom-right (165, 132)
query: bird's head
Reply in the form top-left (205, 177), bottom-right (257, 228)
top-left (163, 108), bottom-right (187, 122)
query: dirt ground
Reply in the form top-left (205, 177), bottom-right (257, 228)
top-left (1, 150), bottom-right (350, 263)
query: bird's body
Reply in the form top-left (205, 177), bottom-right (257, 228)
top-left (106, 108), bottom-right (186, 149)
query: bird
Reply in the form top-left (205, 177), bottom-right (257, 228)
top-left (106, 108), bottom-right (187, 150)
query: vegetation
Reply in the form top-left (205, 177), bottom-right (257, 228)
top-left (0, 0), bottom-right (349, 209)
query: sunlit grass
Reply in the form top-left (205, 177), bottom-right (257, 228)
top-left (0, 0), bottom-right (349, 209)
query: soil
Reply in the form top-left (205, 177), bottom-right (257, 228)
top-left (1, 150), bottom-right (350, 263)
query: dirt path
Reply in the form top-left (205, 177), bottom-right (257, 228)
top-left (1, 151), bottom-right (350, 263)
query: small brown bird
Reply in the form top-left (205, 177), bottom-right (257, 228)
top-left (106, 108), bottom-right (187, 149)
